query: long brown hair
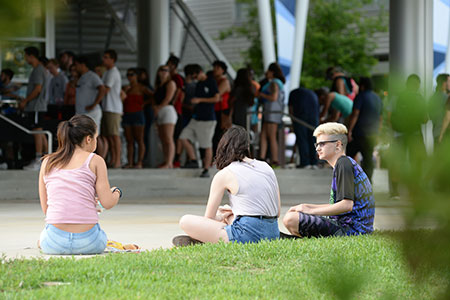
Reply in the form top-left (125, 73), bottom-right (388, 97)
top-left (44, 115), bottom-right (97, 174)
top-left (214, 126), bottom-right (251, 170)
top-left (268, 62), bottom-right (286, 83)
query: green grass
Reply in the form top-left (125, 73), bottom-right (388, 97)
top-left (1, 233), bottom-right (448, 299)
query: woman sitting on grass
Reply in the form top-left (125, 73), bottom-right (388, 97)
top-left (173, 126), bottom-right (281, 246)
top-left (38, 115), bottom-right (122, 255)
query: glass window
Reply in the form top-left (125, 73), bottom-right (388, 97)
top-left (1, 41), bottom-right (45, 82)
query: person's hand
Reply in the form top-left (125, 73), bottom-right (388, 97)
top-left (190, 97), bottom-right (200, 104)
top-left (288, 204), bottom-right (308, 213)
top-left (18, 99), bottom-right (26, 110)
top-left (85, 104), bottom-right (96, 111)
top-left (153, 105), bottom-right (160, 117)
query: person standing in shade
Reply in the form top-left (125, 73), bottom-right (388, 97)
top-left (46, 59), bottom-right (68, 106)
top-left (101, 49), bottom-right (122, 168)
top-left (230, 68), bottom-right (255, 129)
top-left (74, 56), bottom-right (107, 158)
top-left (258, 62), bottom-right (285, 167)
top-left (19, 47), bottom-right (48, 170)
top-left (166, 55), bottom-right (185, 160)
top-left (179, 67), bottom-right (219, 177)
top-left (212, 60), bottom-right (231, 155)
top-left (288, 87), bottom-right (320, 169)
top-left (428, 73), bottom-right (449, 146)
top-left (153, 65), bottom-right (178, 169)
top-left (173, 64), bottom-right (200, 168)
top-left (122, 68), bottom-right (153, 169)
top-left (347, 77), bottom-right (382, 182)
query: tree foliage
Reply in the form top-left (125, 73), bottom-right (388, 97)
top-left (302, 0), bottom-right (388, 89)
top-left (219, 0), bottom-right (388, 87)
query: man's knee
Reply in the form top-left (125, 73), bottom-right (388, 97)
top-left (179, 214), bottom-right (194, 231)
top-left (283, 212), bottom-right (299, 232)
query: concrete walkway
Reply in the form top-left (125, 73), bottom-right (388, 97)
top-left (0, 197), bottom-right (407, 260)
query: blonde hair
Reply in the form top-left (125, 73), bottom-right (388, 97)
top-left (313, 122), bottom-right (348, 137)
top-left (313, 122), bottom-right (348, 149)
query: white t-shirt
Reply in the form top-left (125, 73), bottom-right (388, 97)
top-left (102, 66), bottom-right (122, 113)
top-left (76, 71), bottom-right (103, 114)
top-left (225, 159), bottom-right (280, 217)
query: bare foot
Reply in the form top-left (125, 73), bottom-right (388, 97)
top-left (158, 164), bottom-right (173, 169)
top-left (134, 163), bottom-right (143, 169)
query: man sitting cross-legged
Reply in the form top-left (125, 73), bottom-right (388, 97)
top-left (282, 122), bottom-right (375, 238)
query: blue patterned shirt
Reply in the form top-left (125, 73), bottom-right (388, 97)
top-left (329, 156), bottom-right (375, 235)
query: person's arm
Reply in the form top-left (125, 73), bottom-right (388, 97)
top-left (86, 85), bottom-right (106, 111)
top-left (259, 82), bottom-right (279, 102)
top-left (218, 78), bottom-right (231, 97)
top-left (335, 77), bottom-right (346, 95)
top-left (63, 82), bottom-right (71, 105)
top-left (92, 155), bottom-right (120, 209)
top-left (288, 200), bottom-right (353, 216)
top-left (439, 109), bottom-right (450, 142)
top-left (19, 84), bottom-right (42, 110)
top-left (347, 109), bottom-right (360, 142)
top-left (320, 92), bottom-right (334, 120)
top-left (39, 158), bottom-right (48, 215)
top-left (191, 93), bottom-right (220, 104)
top-left (204, 170), bottom-right (231, 220)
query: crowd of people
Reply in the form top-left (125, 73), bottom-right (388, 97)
top-left (1, 46), bottom-right (449, 186)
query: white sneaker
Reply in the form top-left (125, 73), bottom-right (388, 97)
top-left (310, 165), bottom-right (319, 170)
top-left (23, 159), bottom-right (42, 171)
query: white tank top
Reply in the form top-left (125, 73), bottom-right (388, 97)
top-left (225, 159), bottom-right (279, 217)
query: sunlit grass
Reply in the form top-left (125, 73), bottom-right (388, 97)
top-left (1, 233), bottom-right (448, 299)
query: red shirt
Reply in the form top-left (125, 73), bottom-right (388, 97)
top-left (172, 73), bottom-right (184, 115)
top-left (124, 94), bottom-right (144, 113)
top-left (215, 77), bottom-right (230, 111)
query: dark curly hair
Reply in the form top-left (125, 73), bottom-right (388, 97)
top-left (214, 126), bottom-right (251, 170)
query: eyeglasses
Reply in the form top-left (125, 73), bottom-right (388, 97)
top-left (126, 73), bottom-right (136, 77)
top-left (314, 140), bottom-right (338, 148)
top-left (159, 69), bottom-right (169, 72)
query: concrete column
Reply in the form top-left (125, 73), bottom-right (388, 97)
top-left (137, 0), bottom-right (170, 81)
top-left (170, 9), bottom-right (185, 58)
top-left (150, 0), bottom-right (170, 81)
top-left (446, 7), bottom-right (450, 74)
top-left (389, 0), bottom-right (433, 98)
top-left (390, 0), bottom-right (434, 153)
top-left (289, 0), bottom-right (309, 91)
top-left (137, 0), bottom-right (169, 167)
top-left (45, 0), bottom-right (55, 58)
top-left (257, 0), bottom-right (276, 70)
top-left (137, 0), bottom-right (151, 72)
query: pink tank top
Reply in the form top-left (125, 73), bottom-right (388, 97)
top-left (44, 153), bottom-right (98, 224)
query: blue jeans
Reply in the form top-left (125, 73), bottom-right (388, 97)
top-left (293, 122), bottom-right (318, 167)
top-left (39, 224), bottom-right (107, 255)
top-left (225, 216), bottom-right (280, 244)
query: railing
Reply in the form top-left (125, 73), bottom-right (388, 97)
top-left (246, 109), bottom-right (317, 167)
top-left (0, 109), bottom-right (53, 154)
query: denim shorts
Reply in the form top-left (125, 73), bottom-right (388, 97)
top-left (122, 111), bottom-right (145, 127)
top-left (225, 216), bottom-right (280, 244)
top-left (39, 223), bottom-right (107, 255)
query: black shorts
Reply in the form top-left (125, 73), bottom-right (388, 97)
top-left (22, 112), bottom-right (45, 130)
top-left (298, 212), bottom-right (347, 238)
